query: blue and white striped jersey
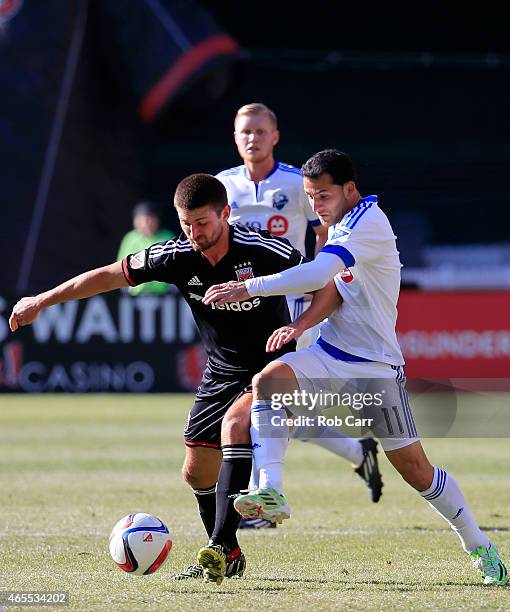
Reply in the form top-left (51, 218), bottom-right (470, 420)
top-left (216, 162), bottom-right (320, 256)
top-left (319, 195), bottom-right (405, 366)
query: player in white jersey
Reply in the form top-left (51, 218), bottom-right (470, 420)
top-left (217, 105), bottom-right (383, 526)
top-left (204, 150), bottom-right (508, 586)
top-left (220, 160), bottom-right (319, 330)
top-left (216, 102), bottom-right (327, 335)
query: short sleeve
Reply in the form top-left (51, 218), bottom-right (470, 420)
top-left (320, 211), bottom-right (391, 266)
top-left (122, 239), bottom-right (179, 287)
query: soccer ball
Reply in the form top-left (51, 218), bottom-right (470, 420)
top-left (109, 513), bottom-right (172, 575)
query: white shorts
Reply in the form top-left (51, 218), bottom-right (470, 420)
top-left (286, 297), bottom-right (321, 351)
top-left (276, 343), bottom-right (419, 452)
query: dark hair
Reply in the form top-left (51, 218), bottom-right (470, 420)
top-left (174, 173), bottom-right (228, 213)
top-left (301, 149), bottom-right (357, 186)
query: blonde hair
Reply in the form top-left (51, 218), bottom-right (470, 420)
top-left (235, 103), bottom-right (278, 129)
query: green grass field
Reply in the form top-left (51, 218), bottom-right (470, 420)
top-left (1, 395), bottom-right (509, 611)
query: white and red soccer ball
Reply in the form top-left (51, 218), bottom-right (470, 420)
top-left (109, 513), bottom-right (172, 575)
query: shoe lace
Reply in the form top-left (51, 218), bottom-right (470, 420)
top-left (209, 543), bottom-right (227, 558)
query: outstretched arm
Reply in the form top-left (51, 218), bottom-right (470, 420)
top-left (9, 262), bottom-right (128, 331)
top-left (203, 251), bottom-right (345, 306)
top-left (266, 280), bottom-right (342, 352)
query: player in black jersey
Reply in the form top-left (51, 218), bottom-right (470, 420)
top-left (9, 173), bottom-right (341, 585)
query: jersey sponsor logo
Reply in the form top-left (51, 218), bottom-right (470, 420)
top-left (129, 250), bottom-right (145, 270)
top-left (340, 267), bottom-right (354, 283)
top-left (267, 215), bottom-right (288, 236)
top-left (272, 192), bottom-right (288, 210)
top-left (188, 276), bottom-right (202, 286)
top-left (332, 228), bottom-right (351, 241)
top-left (234, 262), bottom-right (254, 281)
top-left (0, 0), bottom-right (23, 25)
top-left (188, 291), bottom-right (262, 312)
top-left (211, 297), bottom-right (261, 311)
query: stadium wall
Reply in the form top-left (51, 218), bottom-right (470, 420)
top-left (1, 291), bottom-right (509, 393)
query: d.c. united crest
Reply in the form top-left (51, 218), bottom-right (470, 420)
top-left (235, 262), bottom-right (254, 281)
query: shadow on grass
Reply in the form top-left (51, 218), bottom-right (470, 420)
top-left (255, 577), bottom-right (480, 591)
top-left (168, 576), bottom-right (482, 594)
top-left (408, 525), bottom-right (509, 533)
top-left (478, 526), bottom-right (510, 532)
top-left (168, 585), bottom-right (287, 595)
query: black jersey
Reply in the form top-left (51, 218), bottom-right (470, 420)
top-left (122, 223), bottom-right (306, 379)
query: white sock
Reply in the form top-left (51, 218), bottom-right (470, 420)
top-left (259, 464), bottom-right (285, 493)
top-left (247, 469), bottom-right (259, 490)
top-left (293, 423), bottom-right (363, 465)
top-left (420, 466), bottom-right (490, 553)
top-left (251, 400), bottom-right (289, 494)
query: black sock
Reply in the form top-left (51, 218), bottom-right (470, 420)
top-left (193, 485), bottom-right (217, 538)
top-left (211, 444), bottom-right (252, 550)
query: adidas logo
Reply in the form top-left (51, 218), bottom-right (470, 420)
top-left (188, 276), bottom-right (202, 286)
top-left (142, 533), bottom-right (153, 542)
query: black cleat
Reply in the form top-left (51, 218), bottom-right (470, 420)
top-left (171, 548), bottom-right (246, 581)
top-left (225, 546), bottom-right (246, 578)
top-left (171, 563), bottom-right (203, 581)
top-left (354, 438), bottom-right (383, 503)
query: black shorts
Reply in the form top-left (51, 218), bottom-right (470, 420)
top-left (184, 373), bottom-right (252, 450)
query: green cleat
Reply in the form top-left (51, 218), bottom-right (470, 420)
top-left (197, 543), bottom-right (227, 585)
top-left (234, 487), bottom-right (291, 524)
top-left (470, 542), bottom-right (508, 585)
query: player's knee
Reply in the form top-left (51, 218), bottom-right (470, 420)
top-left (251, 371), bottom-right (265, 398)
top-left (253, 362), bottom-right (296, 400)
top-left (221, 412), bottom-right (250, 444)
top-left (181, 462), bottom-right (202, 488)
top-left (252, 368), bottom-right (278, 399)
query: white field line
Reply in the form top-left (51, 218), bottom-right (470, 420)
top-left (0, 527), bottom-right (459, 538)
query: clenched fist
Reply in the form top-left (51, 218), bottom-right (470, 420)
top-left (9, 297), bottom-right (42, 332)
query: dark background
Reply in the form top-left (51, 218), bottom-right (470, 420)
top-left (2, 1), bottom-right (509, 293)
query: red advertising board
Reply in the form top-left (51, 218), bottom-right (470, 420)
top-left (397, 291), bottom-right (510, 378)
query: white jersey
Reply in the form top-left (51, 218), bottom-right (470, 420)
top-left (318, 195), bottom-right (405, 366)
top-left (216, 162), bottom-right (320, 256)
